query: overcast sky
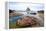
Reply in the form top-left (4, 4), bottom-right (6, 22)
top-left (7, 2), bottom-right (44, 11)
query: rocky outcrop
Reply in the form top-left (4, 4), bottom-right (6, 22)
top-left (16, 16), bottom-right (42, 27)
top-left (16, 16), bottom-right (32, 26)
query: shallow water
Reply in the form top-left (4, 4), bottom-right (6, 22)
top-left (9, 16), bottom-right (22, 23)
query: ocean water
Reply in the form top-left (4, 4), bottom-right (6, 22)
top-left (9, 16), bottom-right (22, 23)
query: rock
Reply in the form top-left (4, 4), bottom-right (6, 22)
top-left (16, 16), bottom-right (32, 26)
top-left (16, 16), bottom-right (43, 27)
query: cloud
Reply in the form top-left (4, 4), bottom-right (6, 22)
top-left (8, 2), bottom-right (44, 11)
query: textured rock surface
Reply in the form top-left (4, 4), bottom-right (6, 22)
top-left (16, 16), bottom-right (43, 27)
top-left (16, 16), bottom-right (32, 26)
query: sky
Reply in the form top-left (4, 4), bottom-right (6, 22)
top-left (7, 2), bottom-right (44, 11)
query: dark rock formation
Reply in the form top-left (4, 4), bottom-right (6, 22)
top-left (9, 9), bottom-right (13, 13)
top-left (38, 10), bottom-right (44, 13)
